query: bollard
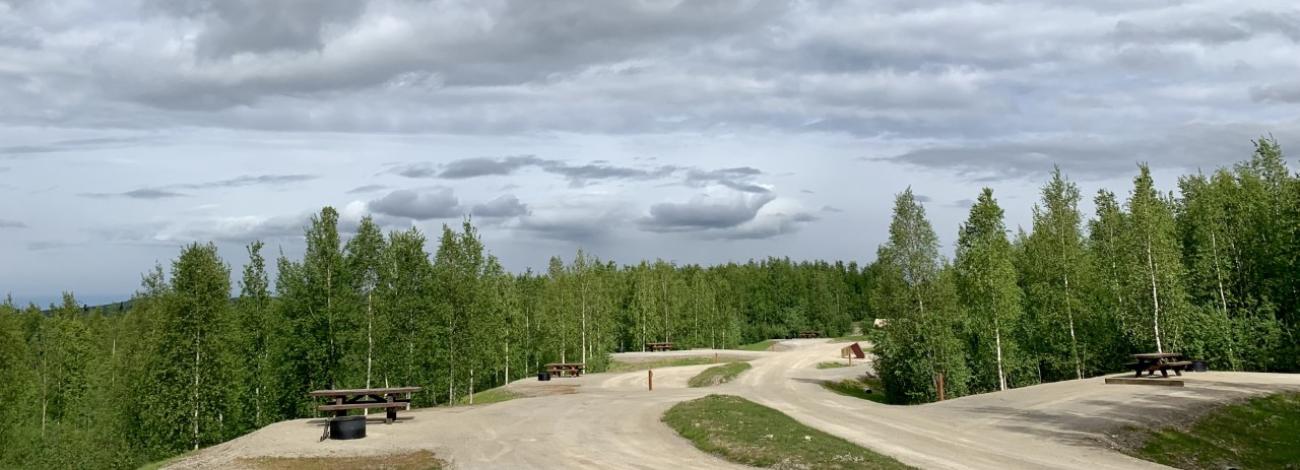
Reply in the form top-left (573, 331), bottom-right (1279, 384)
top-left (649, 369), bottom-right (654, 391)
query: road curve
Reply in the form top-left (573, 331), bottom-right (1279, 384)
top-left (169, 340), bottom-right (1300, 469)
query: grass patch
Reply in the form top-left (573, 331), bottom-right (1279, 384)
top-left (736, 339), bottom-right (777, 351)
top-left (688, 362), bottom-right (752, 388)
top-left (1126, 392), bottom-right (1300, 470)
top-left (238, 450), bottom-right (445, 470)
top-left (607, 356), bottom-right (716, 373)
top-left (817, 361), bottom-right (851, 369)
top-left (455, 386), bottom-right (521, 406)
top-left (822, 375), bottom-right (892, 405)
top-left (663, 395), bottom-right (913, 469)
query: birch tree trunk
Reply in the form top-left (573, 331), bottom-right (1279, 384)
top-left (1209, 231), bottom-right (1237, 370)
top-left (994, 319), bottom-right (1006, 391)
top-left (1146, 234), bottom-right (1163, 353)
top-left (1064, 273), bottom-right (1082, 380)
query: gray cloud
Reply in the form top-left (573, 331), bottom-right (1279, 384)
top-left (396, 155), bottom-right (676, 186)
top-left (517, 211), bottom-right (622, 244)
top-left (0, 137), bottom-right (150, 157)
top-left (148, 0), bottom-right (368, 60)
top-left (470, 195), bottom-right (529, 218)
top-left (0, 219), bottom-right (27, 229)
top-left (682, 167), bottom-right (768, 193)
top-left (820, 205), bottom-right (843, 213)
top-left (177, 174), bottom-right (318, 189)
top-left (641, 193), bottom-right (776, 232)
top-left (882, 123), bottom-right (1300, 180)
top-left (368, 188), bottom-right (462, 220)
top-left (716, 211), bottom-right (818, 240)
top-left (81, 188), bottom-right (189, 199)
top-left (346, 184), bottom-right (388, 194)
top-left (1250, 82), bottom-right (1300, 103)
top-left (439, 155), bottom-right (541, 178)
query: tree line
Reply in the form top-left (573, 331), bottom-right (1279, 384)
top-left (872, 138), bottom-right (1300, 403)
top-left (0, 215), bottom-right (861, 468)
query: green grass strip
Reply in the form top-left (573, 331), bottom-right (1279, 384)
top-left (687, 362), bottom-right (752, 388)
top-left (663, 395), bottom-right (913, 469)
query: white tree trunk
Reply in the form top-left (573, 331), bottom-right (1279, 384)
top-left (1146, 234), bottom-right (1164, 353)
top-left (994, 320), bottom-right (1006, 391)
top-left (1065, 273), bottom-right (1082, 380)
top-left (1209, 231), bottom-right (1237, 370)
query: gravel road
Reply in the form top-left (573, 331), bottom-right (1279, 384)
top-left (169, 339), bottom-right (1300, 469)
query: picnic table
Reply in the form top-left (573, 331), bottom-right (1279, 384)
top-left (646, 342), bottom-right (674, 352)
top-left (545, 362), bottom-right (585, 377)
top-left (308, 386), bottom-right (420, 424)
top-left (1127, 353), bottom-right (1192, 378)
top-left (798, 331), bottom-right (820, 338)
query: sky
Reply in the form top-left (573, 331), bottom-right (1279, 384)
top-left (3, 0), bottom-right (1300, 306)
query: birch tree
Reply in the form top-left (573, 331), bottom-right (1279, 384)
top-left (954, 188), bottom-right (1023, 391)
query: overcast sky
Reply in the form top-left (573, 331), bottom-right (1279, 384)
top-left (3, 0), bottom-right (1299, 306)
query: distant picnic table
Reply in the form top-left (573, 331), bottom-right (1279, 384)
top-left (646, 342), bottom-right (674, 352)
top-left (798, 331), bottom-right (820, 338)
top-left (545, 362), bottom-right (585, 377)
top-left (1127, 353), bottom-right (1192, 378)
top-left (308, 386), bottom-right (420, 424)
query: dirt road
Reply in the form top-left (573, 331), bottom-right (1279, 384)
top-left (169, 340), bottom-right (1300, 469)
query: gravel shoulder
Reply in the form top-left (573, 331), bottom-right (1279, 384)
top-left (167, 340), bottom-right (1300, 470)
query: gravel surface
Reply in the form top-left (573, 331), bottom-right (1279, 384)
top-left (167, 340), bottom-right (1300, 469)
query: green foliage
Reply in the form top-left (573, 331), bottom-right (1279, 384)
top-left (872, 188), bottom-right (969, 403)
top-left (686, 362), bottom-right (751, 387)
top-left (662, 394), bottom-right (913, 469)
top-left (1129, 393), bottom-right (1300, 470)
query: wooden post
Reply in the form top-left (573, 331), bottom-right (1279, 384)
top-left (936, 372), bottom-right (946, 402)
top-left (714, 352), bottom-right (718, 363)
top-left (648, 369), bottom-right (654, 391)
top-left (848, 355), bottom-right (852, 366)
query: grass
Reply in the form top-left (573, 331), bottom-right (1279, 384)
top-left (663, 395), bottom-right (913, 469)
top-left (1126, 392), bottom-right (1300, 470)
top-left (822, 375), bottom-right (893, 405)
top-left (455, 386), bottom-right (521, 406)
top-left (238, 450), bottom-right (445, 470)
top-left (736, 339), bottom-right (777, 351)
top-left (817, 361), bottom-right (851, 369)
top-left (607, 356), bottom-right (717, 372)
top-left (687, 362), bottom-right (752, 388)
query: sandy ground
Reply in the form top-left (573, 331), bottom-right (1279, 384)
top-left (168, 340), bottom-right (1300, 470)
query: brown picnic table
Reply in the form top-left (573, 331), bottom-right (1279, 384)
top-left (1127, 353), bottom-right (1192, 378)
top-left (546, 362), bottom-right (585, 377)
top-left (798, 331), bottom-right (821, 338)
top-left (308, 386), bottom-right (420, 424)
top-left (645, 342), bottom-right (674, 352)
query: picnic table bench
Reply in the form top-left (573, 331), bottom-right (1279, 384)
top-left (545, 362), bottom-right (585, 377)
top-left (1126, 353), bottom-right (1192, 378)
top-left (308, 386), bottom-right (420, 424)
top-left (646, 342), bottom-right (674, 352)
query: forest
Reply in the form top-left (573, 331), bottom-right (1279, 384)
top-left (0, 216), bottom-right (862, 468)
top-left (1, 138), bottom-right (1298, 468)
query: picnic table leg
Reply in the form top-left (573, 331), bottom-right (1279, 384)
top-left (385, 395), bottom-right (395, 424)
top-left (1160, 368), bottom-right (1168, 378)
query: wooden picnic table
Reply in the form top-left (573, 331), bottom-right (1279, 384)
top-left (308, 386), bottom-right (420, 424)
top-left (1127, 353), bottom-right (1192, 378)
top-left (645, 342), bottom-right (674, 352)
top-left (798, 331), bottom-right (820, 338)
top-left (545, 362), bottom-right (586, 377)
